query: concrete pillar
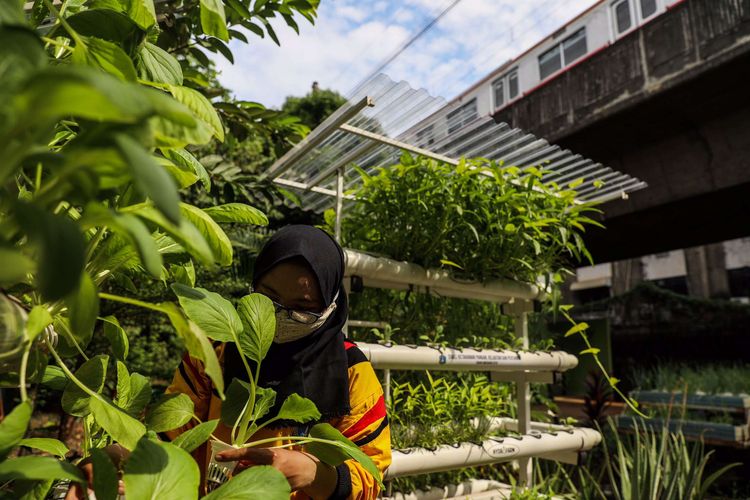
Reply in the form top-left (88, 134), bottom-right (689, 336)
top-left (684, 243), bottom-right (730, 298)
top-left (611, 258), bottom-right (644, 296)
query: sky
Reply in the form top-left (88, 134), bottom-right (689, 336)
top-left (215, 0), bottom-right (600, 108)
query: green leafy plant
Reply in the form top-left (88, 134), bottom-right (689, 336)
top-left (343, 153), bottom-right (603, 283)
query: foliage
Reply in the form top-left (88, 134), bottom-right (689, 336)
top-left (343, 153), bottom-right (603, 283)
top-left (0, 0), bottom-right (370, 497)
top-left (600, 419), bottom-right (739, 500)
top-left (281, 85), bottom-right (347, 129)
top-left (631, 361), bottom-right (750, 396)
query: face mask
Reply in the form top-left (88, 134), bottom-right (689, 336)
top-left (273, 294), bottom-right (338, 344)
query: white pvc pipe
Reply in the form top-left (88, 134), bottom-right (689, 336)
top-left (344, 250), bottom-right (544, 303)
top-left (385, 428), bottom-right (601, 479)
top-left (357, 343), bottom-right (578, 373)
top-left (383, 479), bottom-right (511, 500)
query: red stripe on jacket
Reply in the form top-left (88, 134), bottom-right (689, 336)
top-left (343, 395), bottom-right (386, 439)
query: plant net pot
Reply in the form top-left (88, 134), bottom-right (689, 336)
top-left (207, 440), bottom-right (240, 492)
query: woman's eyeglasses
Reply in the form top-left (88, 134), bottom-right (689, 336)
top-left (250, 287), bottom-right (325, 325)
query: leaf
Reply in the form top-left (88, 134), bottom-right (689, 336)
top-left (72, 36), bottom-right (138, 81)
top-left (67, 272), bottom-right (99, 347)
top-left (179, 203), bottom-right (232, 266)
top-left (579, 347), bottom-right (601, 355)
top-left (123, 373), bottom-right (152, 416)
top-left (158, 155), bottom-right (199, 188)
top-left (568, 177), bottom-right (584, 189)
top-left (171, 420), bottom-right (218, 453)
top-left (25, 305), bottom-right (52, 343)
top-left (115, 134), bottom-right (181, 225)
top-left (306, 423), bottom-right (383, 489)
top-left (224, 0), bottom-right (252, 18)
top-left (202, 203), bottom-right (268, 226)
top-left (0, 1), bottom-right (25, 25)
top-left (42, 366), bottom-right (68, 391)
top-left (220, 378), bottom-right (252, 427)
top-left (0, 456), bottom-right (84, 483)
top-left (0, 401), bottom-right (32, 460)
top-left (115, 360), bottom-right (131, 407)
top-left (236, 293), bottom-right (275, 364)
top-left (199, 0), bottom-right (229, 41)
top-left (145, 393), bottom-right (195, 432)
top-left (564, 322), bottom-right (589, 337)
top-left (102, 316), bottom-right (129, 361)
top-left (439, 259), bottom-right (463, 270)
top-left (161, 303), bottom-right (224, 398)
top-left (121, 0), bottom-right (157, 29)
top-left (123, 437), bottom-right (200, 499)
top-left (275, 393), bottom-right (320, 423)
top-left (162, 148), bottom-right (210, 191)
top-left (170, 261), bottom-right (196, 287)
top-left (91, 448), bottom-right (119, 500)
top-left (89, 397), bottom-right (147, 450)
top-left (0, 248), bottom-right (34, 284)
top-left (14, 203), bottom-right (85, 301)
top-left (61, 355), bottom-right (109, 417)
top-left (138, 42), bottom-right (183, 85)
top-left (65, 8), bottom-right (142, 46)
top-left (171, 284), bottom-right (242, 343)
top-left (202, 466), bottom-right (290, 500)
top-left (19, 438), bottom-right (69, 459)
top-left (167, 85), bottom-right (224, 141)
top-left (127, 203), bottom-right (214, 266)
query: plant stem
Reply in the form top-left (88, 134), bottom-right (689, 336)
top-left (42, 0), bottom-right (84, 47)
top-left (48, 341), bottom-right (101, 401)
top-left (99, 292), bottom-right (164, 312)
top-left (19, 346), bottom-right (31, 402)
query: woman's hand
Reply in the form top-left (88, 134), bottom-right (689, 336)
top-left (216, 447), bottom-right (337, 499)
top-left (64, 444), bottom-right (128, 500)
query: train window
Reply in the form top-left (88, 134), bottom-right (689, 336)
top-left (562, 28), bottom-right (587, 65)
top-left (492, 78), bottom-right (505, 108)
top-left (446, 99), bottom-right (477, 134)
top-left (640, 0), bottom-right (657, 18)
top-left (613, 0), bottom-right (633, 34)
top-left (538, 45), bottom-right (562, 80)
top-left (508, 70), bottom-right (519, 99)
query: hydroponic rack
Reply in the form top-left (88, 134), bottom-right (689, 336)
top-left (342, 249), bottom-right (600, 490)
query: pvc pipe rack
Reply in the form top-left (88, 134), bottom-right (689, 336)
top-left (357, 342), bottom-right (577, 373)
top-left (344, 250), bottom-right (545, 303)
top-left (386, 428), bottom-right (601, 479)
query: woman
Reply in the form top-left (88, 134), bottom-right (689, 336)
top-left (166, 225), bottom-right (391, 498)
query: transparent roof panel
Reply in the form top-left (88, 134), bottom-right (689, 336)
top-left (269, 74), bottom-right (646, 213)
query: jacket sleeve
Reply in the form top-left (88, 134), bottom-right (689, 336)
top-left (330, 344), bottom-right (392, 500)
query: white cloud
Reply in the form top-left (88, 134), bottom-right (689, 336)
top-left (214, 0), bottom-right (600, 107)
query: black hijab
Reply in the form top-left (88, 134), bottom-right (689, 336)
top-left (224, 225), bottom-right (351, 422)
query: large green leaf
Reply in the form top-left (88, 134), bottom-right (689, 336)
top-left (0, 456), bottom-right (84, 483)
top-left (236, 293), bottom-right (275, 364)
top-left (127, 203), bottom-right (214, 266)
top-left (276, 393), bottom-right (320, 423)
top-left (115, 360), bottom-right (131, 407)
top-left (115, 134), bottom-right (181, 225)
top-left (138, 42), bottom-right (183, 85)
top-left (0, 27), bottom-right (46, 91)
top-left (145, 393), bottom-right (194, 433)
top-left (202, 203), bottom-right (268, 226)
top-left (171, 284), bottom-right (242, 343)
top-left (41, 366), bottom-right (68, 391)
top-left (65, 8), bottom-right (143, 46)
top-left (61, 355), bottom-right (109, 417)
top-left (162, 148), bottom-right (210, 191)
top-left (91, 448), bottom-right (119, 500)
top-left (121, 0), bottom-right (157, 29)
top-left (180, 203), bottom-right (232, 266)
top-left (90, 396), bottom-right (147, 451)
top-left (202, 466), bottom-right (290, 500)
top-left (19, 438), bottom-right (69, 459)
top-left (171, 419), bottom-right (218, 453)
top-left (123, 438), bottom-right (199, 500)
top-left (67, 272), bottom-right (99, 348)
top-left (168, 85), bottom-right (224, 141)
top-left (0, 247), bottom-right (34, 284)
top-left (220, 378), bottom-right (252, 428)
top-left (199, 0), bottom-right (229, 42)
top-left (25, 305), bottom-right (52, 343)
top-left (306, 423), bottom-right (383, 489)
top-left (161, 303), bottom-right (224, 398)
top-left (150, 114), bottom-right (213, 148)
top-left (110, 210), bottom-right (163, 278)
top-left (102, 316), bottom-right (129, 361)
top-left (0, 401), bottom-right (32, 459)
top-left (71, 36), bottom-right (138, 81)
top-left (53, 316), bottom-right (91, 358)
top-left (158, 154), bottom-right (199, 188)
top-left (0, 1), bottom-right (25, 26)
top-left (123, 372), bottom-right (152, 416)
top-left (14, 203), bottom-right (85, 301)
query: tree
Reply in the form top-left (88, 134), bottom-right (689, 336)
top-left (281, 83), bottom-right (347, 129)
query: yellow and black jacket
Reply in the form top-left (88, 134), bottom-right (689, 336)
top-left (165, 340), bottom-right (391, 499)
